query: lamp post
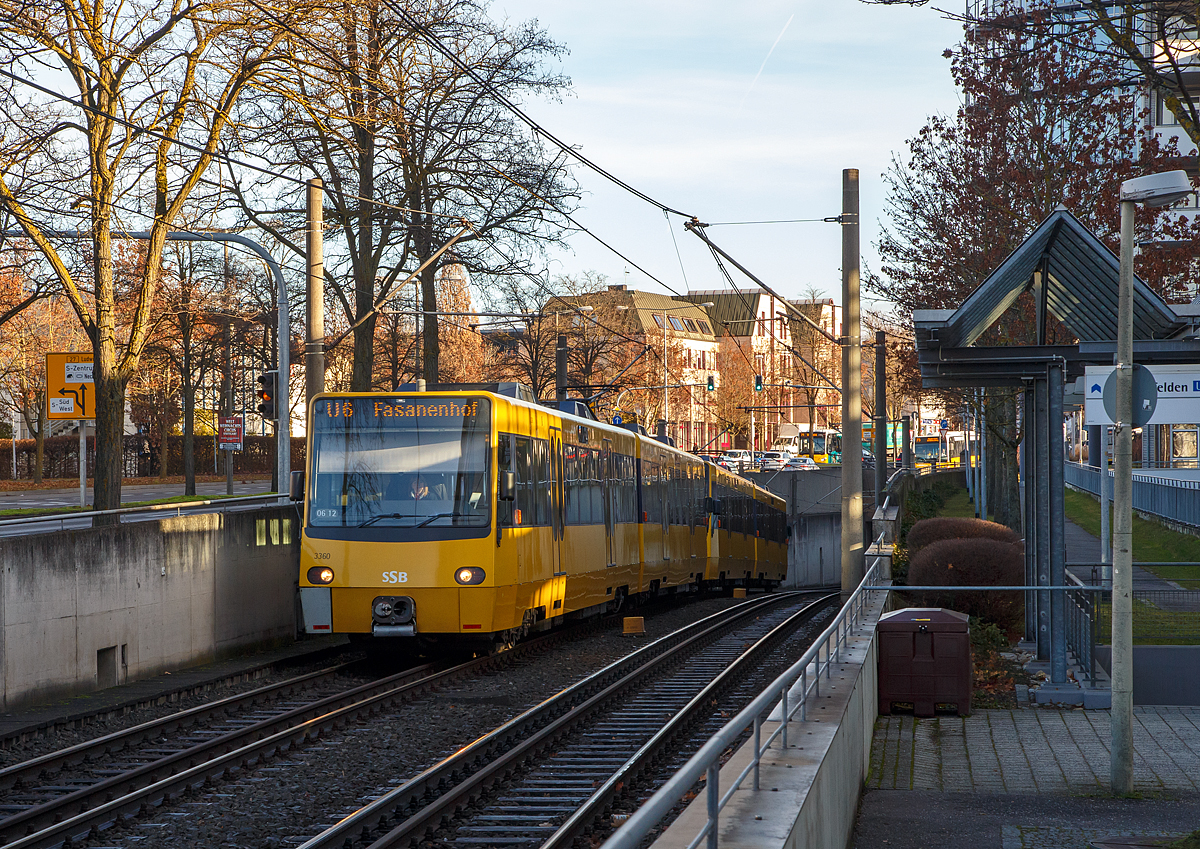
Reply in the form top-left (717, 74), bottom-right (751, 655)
top-left (1112, 169), bottom-right (1193, 795)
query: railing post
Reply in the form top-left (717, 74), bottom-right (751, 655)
top-left (801, 666), bottom-right (808, 720)
top-left (753, 716), bottom-right (762, 790)
top-left (706, 763), bottom-right (720, 849)
top-left (781, 688), bottom-right (789, 751)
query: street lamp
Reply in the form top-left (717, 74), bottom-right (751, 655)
top-left (1112, 169), bottom-right (1192, 796)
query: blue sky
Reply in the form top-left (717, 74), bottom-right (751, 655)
top-left (491, 0), bottom-right (965, 305)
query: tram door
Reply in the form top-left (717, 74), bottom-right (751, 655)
top-left (549, 427), bottom-right (566, 614)
top-left (602, 439), bottom-right (615, 567)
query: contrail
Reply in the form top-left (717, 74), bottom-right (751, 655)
top-left (735, 14), bottom-right (795, 117)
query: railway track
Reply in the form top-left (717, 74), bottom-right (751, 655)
top-left (290, 591), bottom-right (835, 849)
top-left (0, 616), bottom-right (614, 849)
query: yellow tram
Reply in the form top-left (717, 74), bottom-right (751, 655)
top-left (295, 384), bottom-right (788, 652)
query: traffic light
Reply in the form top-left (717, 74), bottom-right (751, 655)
top-left (754, 374), bottom-right (763, 392)
top-left (706, 375), bottom-right (715, 391)
top-left (257, 370), bottom-right (278, 420)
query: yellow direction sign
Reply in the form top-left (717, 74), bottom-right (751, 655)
top-left (45, 352), bottom-right (95, 420)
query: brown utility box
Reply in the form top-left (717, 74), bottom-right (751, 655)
top-left (878, 608), bottom-right (971, 717)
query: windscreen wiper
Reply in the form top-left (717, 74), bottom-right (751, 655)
top-left (414, 511), bottom-right (463, 528)
top-left (357, 511), bottom-right (470, 528)
top-left (357, 512), bottom-right (407, 528)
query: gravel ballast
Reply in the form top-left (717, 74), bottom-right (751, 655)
top-left (65, 594), bottom-right (766, 848)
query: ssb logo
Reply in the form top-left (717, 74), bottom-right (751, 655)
top-left (382, 571), bottom-right (408, 584)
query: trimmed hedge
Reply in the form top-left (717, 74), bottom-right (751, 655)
top-left (0, 434), bottom-right (306, 480)
top-left (906, 516), bottom-right (1020, 557)
top-left (906, 537), bottom-right (1024, 638)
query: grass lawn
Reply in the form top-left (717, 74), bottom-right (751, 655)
top-left (1095, 598), bottom-right (1200, 645)
top-left (1064, 487), bottom-right (1200, 588)
top-left (936, 487), bottom-right (980, 519)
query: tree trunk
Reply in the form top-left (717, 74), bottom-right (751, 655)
top-left (987, 388), bottom-right (1022, 533)
top-left (183, 340), bottom-right (195, 496)
top-left (421, 263), bottom-right (439, 383)
top-left (34, 401), bottom-right (44, 485)
top-left (93, 371), bottom-right (126, 514)
top-left (351, 314), bottom-right (377, 391)
top-left (159, 395), bottom-right (169, 480)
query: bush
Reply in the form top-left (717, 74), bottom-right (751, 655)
top-left (906, 537), bottom-right (1024, 637)
top-left (906, 516), bottom-right (1020, 557)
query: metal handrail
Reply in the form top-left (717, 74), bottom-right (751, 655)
top-left (601, 554), bottom-right (890, 849)
top-left (0, 492), bottom-right (285, 531)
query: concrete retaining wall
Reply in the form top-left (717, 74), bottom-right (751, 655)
top-left (1094, 645), bottom-right (1200, 705)
top-left (0, 507), bottom-right (298, 709)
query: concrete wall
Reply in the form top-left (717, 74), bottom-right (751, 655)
top-left (0, 507), bottom-right (298, 710)
top-left (788, 513), bottom-right (840, 587)
top-left (746, 469), bottom-right (843, 589)
top-left (1094, 645), bottom-right (1200, 705)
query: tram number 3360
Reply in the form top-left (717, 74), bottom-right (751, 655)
top-left (382, 571), bottom-right (409, 584)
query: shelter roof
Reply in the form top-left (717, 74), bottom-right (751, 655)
top-left (913, 207), bottom-right (1187, 352)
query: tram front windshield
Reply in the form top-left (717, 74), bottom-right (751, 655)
top-left (308, 397), bottom-right (490, 529)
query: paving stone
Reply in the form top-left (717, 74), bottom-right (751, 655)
top-left (865, 707), bottom-right (1200, 794)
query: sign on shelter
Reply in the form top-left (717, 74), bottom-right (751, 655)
top-left (1085, 364), bottom-right (1200, 426)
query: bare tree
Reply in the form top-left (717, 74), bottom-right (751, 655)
top-left (229, 0), bottom-right (577, 391)
top-left (0, 0), bottom-right (288, 508)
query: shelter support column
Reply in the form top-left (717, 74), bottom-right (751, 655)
top-left (1023, 382), bottom-right (1037, 645)
top-left (1035, 375), bottom-right (1051, 662)
top-left (1049, 362), bottom-right (1067, 685)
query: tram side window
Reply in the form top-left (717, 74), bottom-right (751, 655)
top-left (616, 452), bottom-right (635, 523)
top-left (643, 458), bottom-right (660, 525)
top-left (589, 449), bottom-right (603, 524)
top-left (533, 437), bottom-right (550, 526)
top-left (566, 446), bottom-right (592, 526)
top-left (498, 434), bottom-right (514, 525)
top-left (564, 447), bottom-right (579, 525)
top-left (515, 436), bottom-right (533, 524)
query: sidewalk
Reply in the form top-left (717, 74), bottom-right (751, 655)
top-left (856, 708), bottom-right (1200, 847)
top-left (1064, 517), bottom-right (1183, 593)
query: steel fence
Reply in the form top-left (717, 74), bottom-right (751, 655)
top-left (1065, 575), bottom-right (1099, 686)
top-left (1066, 461), bottom-right (1200, 528)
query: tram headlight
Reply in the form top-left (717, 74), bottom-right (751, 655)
top-left (307, 566), bottom-right (335, 585)
top-left (455, 566), bottom-right (486, 585)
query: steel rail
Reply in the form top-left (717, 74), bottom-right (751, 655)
top-left (538, 593), bottom-right (838, 849)
top-left (294, 593), bottom-right (804, 849)
top-left (0, 659), bottom-right (376, 792)
top-left (0, 622), bottom-right (597, 849)
top-left (602, 561), bottom-right (889, 849)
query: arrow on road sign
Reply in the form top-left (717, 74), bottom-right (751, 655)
top-left (59, 385), bottom-right (86, 417)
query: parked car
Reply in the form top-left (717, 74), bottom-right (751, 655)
top-left (719, 449), bottom-right (753, 471)
top-left (759, 451), bottom-right (789, 471)
top-left (784, 456), bottom-right (819, 471)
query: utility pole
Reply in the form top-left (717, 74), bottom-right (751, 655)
top-left (306, 177), bottom-right (325, 408)
top-left (224, 243), bottom-right (233, 496)
top-left (1112, 190), bottom-right (1137, 796)
top-left (874, 330), bottom-right (886, 509)
top-left (556, 334), bottom-right (568, 404)
top-left (841, 168), bottom-right (864, 596)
